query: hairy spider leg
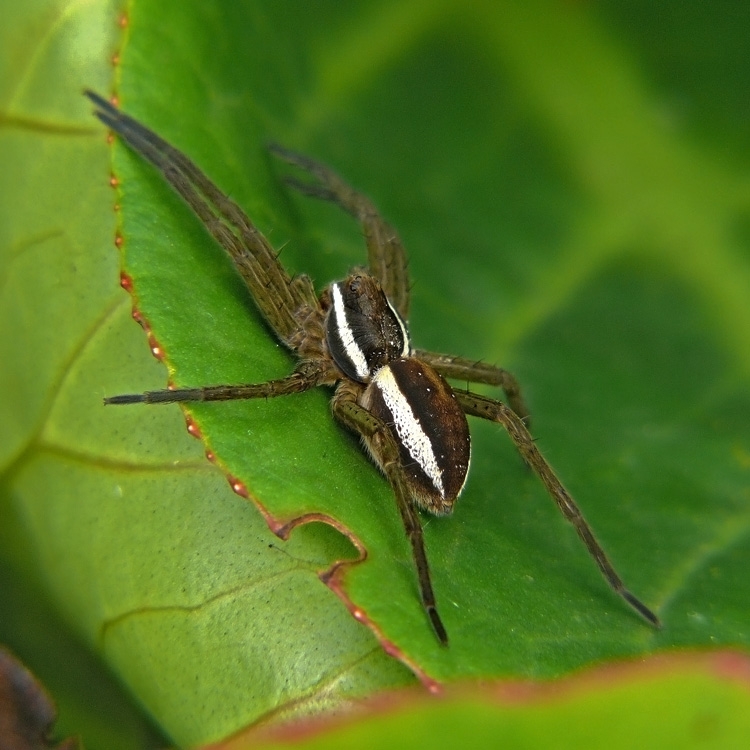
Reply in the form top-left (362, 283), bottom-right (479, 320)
top-left (85, 90), bottom-right (318, 348)
top-left (105, 363), bottom-right (327, 405)
top-left (268, 143), bottom-right (411, 321)
top-left (455, 390), bottom-right (660, 627)
top-left (413, 349), bottom-right (530, 423)
top-left (332, 379), bottom-right (449, 645)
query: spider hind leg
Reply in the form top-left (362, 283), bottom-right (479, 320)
top-left (455, 389), bottom-right (660, 628)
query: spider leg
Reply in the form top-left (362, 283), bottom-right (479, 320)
top-left (268, 143), bottom-right (410, 320)
top-left (331, 380), bottom-right (448, 645)
top-left (413, 349), bottom-right (530, 423)
top-left (455, 389), bottom-right (660, 628)
top-left (85, 91), bottom-right (318, 348)
top-left (105, 362), bottom-right (326, 405)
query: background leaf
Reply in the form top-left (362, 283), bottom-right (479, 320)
top-left (1, 2), bottom-right (172, 746)
top-left (210, 653), bottom-right (750, 750)
top-left (2, 0), bottom-right (750, 747)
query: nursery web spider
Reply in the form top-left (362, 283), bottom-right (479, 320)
top-left (86, 91), bottom-right (659, 645)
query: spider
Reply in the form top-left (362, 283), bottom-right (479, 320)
top-left (86, 90), bottom-right (660, 645)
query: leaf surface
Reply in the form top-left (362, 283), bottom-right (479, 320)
top-left (209, 653), bottom-right (750, 750)
top-left (3, 0), bottom-right (750, 746)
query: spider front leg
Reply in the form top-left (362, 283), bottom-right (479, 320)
top-left (414, 349), bottom-right (530, 423)
top-left (269, 143), bottom-right (410, 319)
top-left (331, 380), bottom-right (449, 645)
top-left (455, 390), bottom-right (660, 628)
top-left (85, 91), bottom-right (318, 349)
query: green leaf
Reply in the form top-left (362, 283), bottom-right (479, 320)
top-left (208, 653), bottom-right (750, 750)
top-left (0, 2), bottom-right (172, 747)
top-left (3, 0), bottom-right (750, 747)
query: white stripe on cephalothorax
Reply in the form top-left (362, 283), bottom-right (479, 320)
top-left (331, 283), bottom-right (369, 380)
top-left (386, 297), bottom-right (411, 357)
top-left (374, 365), bottom-right (444, 498)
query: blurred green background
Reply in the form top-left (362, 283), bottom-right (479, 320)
top-left (2, 1), bottom-right (749, 747)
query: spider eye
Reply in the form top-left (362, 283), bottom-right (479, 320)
top-left (326, 277), bottom-right (410, 382)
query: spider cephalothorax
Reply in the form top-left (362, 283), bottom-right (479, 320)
top-left (86, 90), bottom-right (659, 645)
top-left (326, 273), bottom-right (410, 380)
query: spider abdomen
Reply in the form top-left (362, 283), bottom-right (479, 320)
top-left (361, 358), bottom-right (471, 515)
